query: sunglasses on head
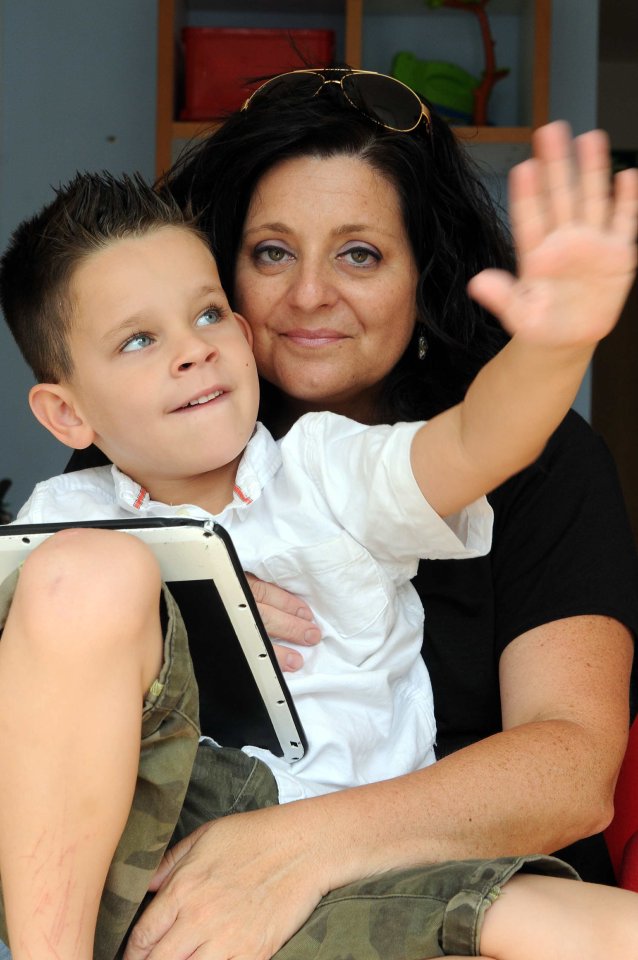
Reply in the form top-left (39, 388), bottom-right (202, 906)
top-left (242, 68), bottom-right (432, 134)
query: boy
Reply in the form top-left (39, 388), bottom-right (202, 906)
top-left (0, 165), bottom-right (636, 960)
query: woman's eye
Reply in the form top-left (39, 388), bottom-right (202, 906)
top-left (121, 333), bottom-right (153, 353)
top-left (196, 306), bottom-right (223, 327)
top-left (341, 246), bottom-right (380, 267)
top-left (254, 244), bottom-right (294, 265)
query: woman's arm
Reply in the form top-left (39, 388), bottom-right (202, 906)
top-left (124, 613), bottom-right (632, 960)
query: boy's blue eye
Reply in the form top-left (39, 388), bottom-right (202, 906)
top-left (196, 306), bottom-right (223, 326)
top-left (121, 333), bottom-right (153, 353)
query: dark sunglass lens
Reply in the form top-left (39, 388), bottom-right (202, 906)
top-left (343, 74), bottom-right (422, 130)
top-left (249, 72), bottom-right (324, 105)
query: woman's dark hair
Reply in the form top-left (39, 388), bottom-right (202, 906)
top-left (165, 83), bottom-right (515, 424)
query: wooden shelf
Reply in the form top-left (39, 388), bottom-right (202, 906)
top-left (456, 125), bottom-right (536, 143)
top-left (156, 0), bottom-right (552, 177)
top-left (171, 119), bottom-right (537, 146)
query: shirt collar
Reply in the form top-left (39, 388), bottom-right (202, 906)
top-left (109, 422), bottom-right (281, 518)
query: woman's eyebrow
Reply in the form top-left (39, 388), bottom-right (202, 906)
top-left (242, 221), bottom-right (290, 236)
top-left (334, 223), bottom-right (370, 235)
top-left (334, 222), bottom-right (399, 240)
top-left (243, 221), bottom-right (391, 238)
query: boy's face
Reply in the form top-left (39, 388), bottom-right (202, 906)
top-left (54, 226), bottom-right (259, 510)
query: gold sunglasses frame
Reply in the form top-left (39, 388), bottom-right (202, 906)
top-left (242, 68), bottom-right (432, 134)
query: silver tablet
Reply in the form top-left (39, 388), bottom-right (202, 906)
top-left (0, 517), bottom-right (306, 762)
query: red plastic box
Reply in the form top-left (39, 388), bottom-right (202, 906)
top-left (180, 27), bottom-right (336, 120)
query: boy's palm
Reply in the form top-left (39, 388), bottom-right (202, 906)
top-left (469, 122), bottom-right (638, 349)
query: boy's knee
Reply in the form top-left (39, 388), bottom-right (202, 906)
top-left (17, 528), bottom-right (161, 627)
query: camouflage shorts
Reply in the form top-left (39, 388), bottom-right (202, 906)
top-left (154, 742), bottom-right (581, 960)
top-left (0, 569), bottom-right (579, 959)
top-left (274, 854), bottom-right (579, 958)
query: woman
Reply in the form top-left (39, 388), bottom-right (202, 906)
top-left (71, 71), bottom-right (638, 959)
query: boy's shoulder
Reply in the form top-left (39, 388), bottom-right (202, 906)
top-left (282, 411), bottom-right (390, 447)
top-left (15, 465), bottom-right (121, 524)
top-left (281, 411), bottom-right (422, 455)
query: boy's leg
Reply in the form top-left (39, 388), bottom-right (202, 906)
top-left (478, 871), bottom-right (638, 960)
top-left (0, 529), bottom-right (166, 960)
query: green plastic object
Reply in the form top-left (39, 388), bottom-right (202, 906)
top-left (391, 51), bottom-right (478, 123)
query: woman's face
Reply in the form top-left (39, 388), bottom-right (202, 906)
top-left (234, 154), bottom-right (419, 421)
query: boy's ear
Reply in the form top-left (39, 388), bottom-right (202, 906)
top-left (233, 312), bottom-right (254, 348)
top-left (29, 383), bottom-right (96, 450)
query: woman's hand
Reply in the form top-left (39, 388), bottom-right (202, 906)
top-left (245, 573), bottom-right (321, 672)
top-left (123, 805), bottom-right (331, 960)
top-left (468, 121), bottom-right (638, 348)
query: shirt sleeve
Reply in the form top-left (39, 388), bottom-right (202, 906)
top-left (415, 412), bottom-right (638, 767)
top-left (489, 410), bottom-right (638, 658)
top-left (288, 412), bottom-right (493, 567)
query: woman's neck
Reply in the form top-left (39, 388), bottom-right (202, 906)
top-left (267, 391), bottom-right (382, 440)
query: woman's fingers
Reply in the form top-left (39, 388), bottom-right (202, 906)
top-left (125, 808), bottom-right (327, 960)
top-left (273, 643), bottom-right (305, 672)
top-left (245, 573), bottom-right (321, 665)
top-left (245, 572), bottom-right (314, 623)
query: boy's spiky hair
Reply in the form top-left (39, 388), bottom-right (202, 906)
top-left (0, 170), bottom-right (198, 383)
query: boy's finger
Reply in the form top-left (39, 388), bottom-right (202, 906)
top-left (467, 268), bottom-right (517, 324)
top-left (533, 121), bottom-right (576, 228)
top-left (508, 158), bottom-right (547, 263)
top-left (574, 129), bottom-right (611, 230)
top-left (611, 167), bottom-right (638, 245)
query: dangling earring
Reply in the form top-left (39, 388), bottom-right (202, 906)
top-left (417, 326), bottom-right (428, 361)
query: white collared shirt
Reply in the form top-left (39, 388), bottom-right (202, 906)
top-left (17, 413), bottom-right (493, 802)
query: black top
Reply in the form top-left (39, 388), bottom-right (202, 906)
top-left (415, 410), bottom-right (638, 881)
top-left (65, 411), bottom-right (638, 881)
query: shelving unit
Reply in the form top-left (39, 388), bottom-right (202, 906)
top-left (155, 0), bottom-right (552, 177)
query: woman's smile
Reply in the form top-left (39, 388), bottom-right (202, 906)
top-left (235, 154), bottom-right (419, 416)
top-left (280, 328), bottom-right (351, 348)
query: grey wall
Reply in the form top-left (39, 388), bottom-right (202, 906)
top-left (0, 0), bottom-right (599, 516)
top-left (549, 0), bottom-right (600, 420)
top-left (0, 0), bottom-right (157, 516)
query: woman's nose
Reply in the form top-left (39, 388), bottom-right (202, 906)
top-left (287, 261), bottom-right (339, 312)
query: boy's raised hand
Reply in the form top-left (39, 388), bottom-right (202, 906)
top-left (468, 120), bottom-right (638, 350)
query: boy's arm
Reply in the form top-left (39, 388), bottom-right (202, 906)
top-left (412, 122), bottom-right (638, 519)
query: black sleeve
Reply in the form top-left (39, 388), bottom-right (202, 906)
top-left (489, 410), bottom-right (638, 661)
top-left (415, 411), bottom-right (638, 883)
top-left (417, 410), bottom-right (638, 756)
